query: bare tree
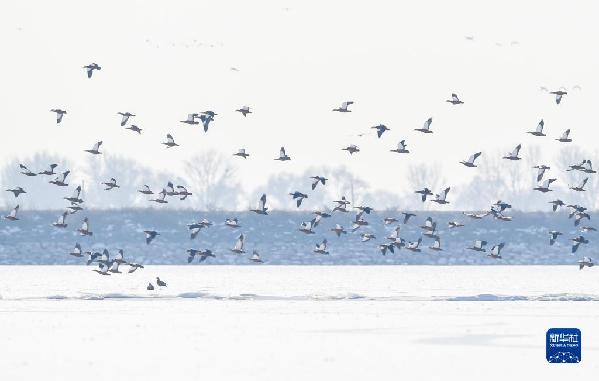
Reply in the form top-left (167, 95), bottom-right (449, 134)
top-left (183, 151), bottom-right (239, 211)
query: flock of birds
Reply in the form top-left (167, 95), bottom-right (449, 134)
top-left (2, 63), bottom-right (595, 290)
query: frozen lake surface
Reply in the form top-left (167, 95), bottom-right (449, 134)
top-left (0, 210), bottom-right (594, 265)
top-left (0, 266), bottom-right (597, 380)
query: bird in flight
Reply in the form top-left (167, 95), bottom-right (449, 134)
top-left (234, 148), bottom-right (250, 159)
top-left (236, 106), bottom-right (252, 117)
top-left (84, 141), bottom-right (103, 155)
top-left (250, 194), bottom-right (268, 215)
top-left (390, 140), bottom-right (409, 154)
top-left (117, 112), bottom-right (135, 126)
top-left (144, 230), bottom-right (159, 244)
top-left (342, 144), bottom-right (360, 155)
top-left (414, 118), bottom-right (433, 134)
top-left (446, 93), bottom-right (464, 105)
top-left (310, 176), bottom-right (328, 190)
top-left (550, 90), bottom-right (567, 104)
top-left (371, 124), bottom-right (389, 138)
top-left (162, 134), bottom-right (179, 148)
top-left (503, 144), bottom-right (522, 160)
top-left (83, 63), bottom-right (101, 78)
top-left (19, 164), bottom-right (37, 177)
top-left (274, 147), bottom-right (291, 161)
top-left (527, 120), bottom-right (545, 136)
top-left (4, 205), bottom-right (19, 221)
top-left (332, 101), bottom-right (353, 112)
top-left (51, 109), bottom-right (67, 124)
top-left (460, 152), bottom-right (482, 167)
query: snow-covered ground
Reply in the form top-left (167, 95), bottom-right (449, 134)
top-left (0, 266), bottom-right (597, 380)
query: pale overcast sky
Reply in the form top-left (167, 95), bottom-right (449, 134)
top-left (1, 1), bottom-right (598, 209)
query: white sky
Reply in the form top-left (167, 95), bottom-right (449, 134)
top-left (1, 0), bottom-right (598, 206)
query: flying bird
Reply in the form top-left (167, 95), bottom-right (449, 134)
top-left (430, 187), bottom-right (450, 204)
top-left (102, 178), bottom-right (120, 191)
top-left (84, 141), bottom-right (103, 155)
top-left (467, 240), bottom-right (487, 252)
top-left (383, 217), bottom-right (398, 225)
top-left (571, 235), bottom-right (589, 253)
top-left (503, 144), bottom-right (522, 160)
top-left (371, 124), bottom-right (389, 138)
top-left (460, 152), bottom-right (482, 167)
top-left (299, 218), bottom-right (318, 234)
top-left (527, 120), bottom-right (545, 136)
top-left (332, 101), bottom-right (353, 112)
top-left (446, 93), bottom-right (464, 105)
top-left (138, 185), bottom-right (153, 195)
top-left (582, 160), bottom-right (597, 174)
top-left (49, 170), bottom-right (70, 187)
top-left (180, 113), bottom-right (199, 125)
top-left (70, 243), bottom-right (83, 257)
top-left (556, 129), bottom-right (572, 143)
top-left (199, 114), bottom-right (214, 132)
top-left (379, 243), bottom-right (395, 255)
top-left (342, 144), bottom-right (360, 155)
top-left (234, 148), bottom-right (250, 159)
top-left (51, 109), bottom-right (67, 123)
top-left (176, 186), bottom-right (192, 200)
top-left (448, 221), bottom-right (464, 228)
top-left (414, 118), bottom-right (433, 133)
top-left (38, 163), bottom-right (58, 175)
top-left (289, 191), bottom-right (308, 208)
top-left (4, 205), bottom-right (19, 221)
top-left (578, 257), bottom-right (594, 270)
top-left (405, 238), bottom-right (422, 252)
top-left (225, 218), bottom-right (241, 228)
top-left (330, 224), bottom-right (347, 237)
top-left (463, 211), bottom-right (489, 219)
top-left (390, 140), bottom-right (410, 154)
top-left (249, 250), bottom-right (263, 263)
top-left (314, 239), bottom-right (329, 254)
top-left (569, 178), bottom-right (588, 192)
top-left (187, 249), bottom-right (215, 263)
top-left (236, 106), bottom-right (252, 117)
top-left (19, 164), bottom-right (37, 177)
top-left (162, 134), bottom-right (179, 148)
top-left (83, 63), bottom-right (101, 78)
top-left (144, 230), bottom-right (159, 244)
top-left (126, 125), bottom-right (142, 134)
top-left (93, 263), bottom-right (111, 275)
top-left (549, 200), bottom-right (564, 212)
top-left (533, 165), bottom-right (550, 182)
top-left (78, 217), bottom-right (93, 236)
top-left (487, 243), bottom-right (504, 259)
top-left (429, 237), bottom-right (443, 251)
top-left (128, 263), bottom-right (145, 273)
top-left (6, 187), bottom-right (26, 198)
top-left (415, 188), bottom-right (433, 202)
top-left (550, 90), bottom-right (567, 104)
top-left (52, 211), bottom-right (68, 228)
top-left (117, 112), bottom-right (135, 126)
top-left (402, 212), bottom-right (416, 224)
top-left (230, 234), bottom-right (246, 254)
top-left (533, 178), bottom-right (557, 193)
top-left (360, 233), bottom-right (376, 242)
top-left (274, 147), bottom-right (291, 161)
top-left (310, 176), bottom-right (328, 190)
top-left (150, 189), bottom-right (168, 204)
top-left (250, 194), bottom-right (268, 215)
top-left (549, 231), bottom-right (562, 246)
